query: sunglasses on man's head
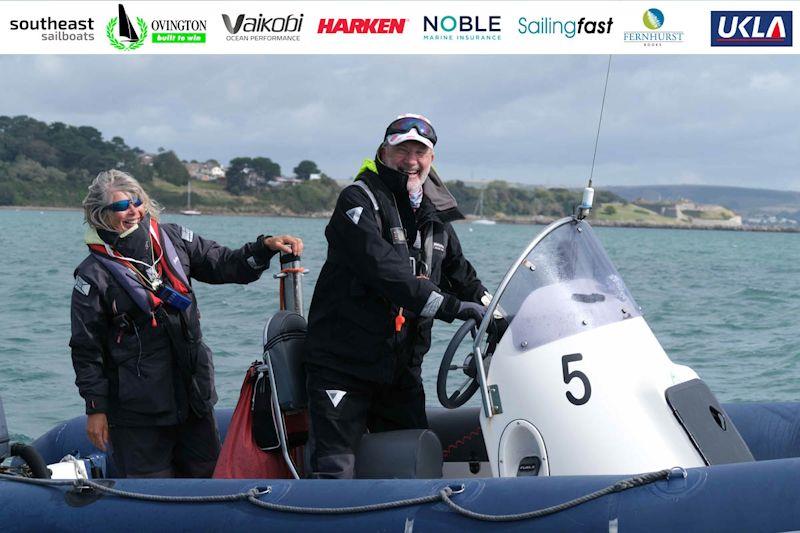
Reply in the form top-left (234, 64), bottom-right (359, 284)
top-left (105, 197), bottom-right (143, 212)
top-left (385, 117), bottom-right (437, 146)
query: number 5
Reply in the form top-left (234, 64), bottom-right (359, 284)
top-left (562, 353), bottom-right (591, 406)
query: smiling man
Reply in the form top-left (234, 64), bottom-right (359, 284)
top-left (305, 114), bottom-right (490, 479)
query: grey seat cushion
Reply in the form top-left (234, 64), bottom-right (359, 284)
top-left (355, 429), bottom-right (443, 479)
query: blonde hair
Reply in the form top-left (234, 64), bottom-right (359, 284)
top-left (82, 169), bottom-right (162, 231)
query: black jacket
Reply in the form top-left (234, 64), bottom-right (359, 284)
top-left (306, 159), bottom-right (486, 383)
top-left (70, 223), bottom-right (276, 426)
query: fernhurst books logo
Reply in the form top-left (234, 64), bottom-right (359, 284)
top-left (422, 15), bottom-right (502, 42)
top-left (107, 4), bottom-right (147, 50)
top-left (317, 18), bottom-right (407, 34)
top-left (517, 16), bottom-right (613, 38)
top-left (643, 8), bottom-right (664, 30)
top-left (221, 13), bottom-right (304, 42)
top-left (624, 8), bottom-right (685, 46)
top-left (711, 11), bottom-right (792, 47)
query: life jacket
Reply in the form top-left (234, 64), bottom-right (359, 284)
top-left (88, 219), bottom-right (191, 322)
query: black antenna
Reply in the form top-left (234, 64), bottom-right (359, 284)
top-left (588, 55), bottom-right (612, 187)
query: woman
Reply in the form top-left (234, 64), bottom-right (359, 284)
top-left (70, 169), bottom-right (303, 478)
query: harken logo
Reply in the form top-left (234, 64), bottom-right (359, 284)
top-left (711, 11), bottom-right (792, 47)
top-left (317, 18), bottom-right (406, 34)
top-left (107, 4), bottom-right (147, 51)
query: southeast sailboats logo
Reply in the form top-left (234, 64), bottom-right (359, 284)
top-left (107, 4), bottom-right (147, 51)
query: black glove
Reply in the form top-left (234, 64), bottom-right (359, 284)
top-left (456, 301), bottom-right (487, 323)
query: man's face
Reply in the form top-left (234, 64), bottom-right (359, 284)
top-left (381, 141), bottom-right (434, 183)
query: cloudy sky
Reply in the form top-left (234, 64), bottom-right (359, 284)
top-left (1, 54), bottom-right (798, 189)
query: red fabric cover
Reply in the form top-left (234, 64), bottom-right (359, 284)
top-left (213, 364), bottom-right (307, 479)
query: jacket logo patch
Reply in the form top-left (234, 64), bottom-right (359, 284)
top-left (433, 242), bottom-right (445, 253)
top-left (181, 226), bottom-right (194, 242)
top-left (74, 275), bottom-right (91, 296)
top-left (325, 389), bottom-right (347, 408)
top-left (346, 206), bottom-right (363, 225)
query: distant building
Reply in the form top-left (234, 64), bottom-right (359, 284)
top-left (138, 154), bottom-right (154, 166)
top-left (184, 160), bottom-right (226, 181)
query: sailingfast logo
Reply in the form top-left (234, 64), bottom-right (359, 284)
top-left (221, 13), bottom-right (304, 42)
top-left (517, 16), bottom-right (613, 38)
top-left (624, 8), bottom-right (685, 46)
top-left (317, 18), bottom-right (407, 34)
top-left (422, 15), bottom-right (502, 41)
top-left (711, 11), bottom-right (792, 47)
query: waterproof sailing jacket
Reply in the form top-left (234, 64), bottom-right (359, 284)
top-left (306, 159), bottom-right (487, 384)
top-left (70, 223), bottom-right (276, 426)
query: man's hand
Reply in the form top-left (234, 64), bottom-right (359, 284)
top-left (456, 301), bottom-right (487, 323)
top-left (264, 235), bottom-right (304, 256)
top-left (86, 413), bottom-right (109, 451)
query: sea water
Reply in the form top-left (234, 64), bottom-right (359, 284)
top-left (1, 210), bottom-right (798, 442)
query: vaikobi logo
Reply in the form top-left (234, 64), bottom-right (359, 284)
top-left (711, 11), bottom-right (792, 47)
top-left (107, 4), bottom-right (147, 51)
top-left (317, 18), bottom-right (406, 34)
top-left (624, 8), bottom-right (685, 47)
top-left (518, 16), bottom-right (613, 38)
top-left (422, 15), bottom-right (501, 41)
top-left (221, 13), bottom-right (303, 42)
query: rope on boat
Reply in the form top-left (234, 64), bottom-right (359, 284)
top-left (440, 469), bottom-right (671, 521)
top-left (0, 468), bottom-right (673, 521)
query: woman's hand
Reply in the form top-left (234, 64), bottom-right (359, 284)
top-left (264, 235), bottom-right (304, 256)
top-left (86, 413), bottom-right (109, 451)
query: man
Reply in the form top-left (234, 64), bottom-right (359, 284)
top-left (70, 169), bottom-right (303, 478)
top-left (305, 114), bottom-right (489, 479)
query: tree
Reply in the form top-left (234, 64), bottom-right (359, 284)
top-left (153, 150), bottom-right (190, 186)
top-left (250, 157), bottom-right (281, 181)
top-left (293, 160), bottom-right (320, 180)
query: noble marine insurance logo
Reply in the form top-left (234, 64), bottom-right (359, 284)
top-left (422, 15), bottom-right (502, 42)
top-left (9, 16), bottom-right (95, 42)
top-left (221, 13), bottom-right (304, 42)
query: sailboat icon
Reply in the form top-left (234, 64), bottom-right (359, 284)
top-left (118, 4), bottom-right (139, 42)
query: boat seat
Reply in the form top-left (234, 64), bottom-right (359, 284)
top-left (262, 310), bottom-right (308, 412)
top-left (355, 429), bottom-right (443, 479)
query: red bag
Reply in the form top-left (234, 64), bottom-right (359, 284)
top-left (213, 364), bottom-right (306, 479)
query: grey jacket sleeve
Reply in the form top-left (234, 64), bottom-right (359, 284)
top-left (164, 224), bottom-right (278, 285)
top-left (69, 273), bottom-right (110, 415)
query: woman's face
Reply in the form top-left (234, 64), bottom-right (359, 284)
top-left (107, 190), bottom-right (145, 232)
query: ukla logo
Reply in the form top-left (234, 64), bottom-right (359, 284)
top-left (711, 11), bottom-right (792, 47)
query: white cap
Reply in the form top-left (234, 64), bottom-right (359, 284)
top-left (384, 113), bottom-right (435, 150)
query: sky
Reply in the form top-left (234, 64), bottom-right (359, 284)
top-left (1, 54), bottom-right (798, 189)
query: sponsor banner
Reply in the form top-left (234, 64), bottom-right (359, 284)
top-left (0, 1), bottom-right (797, 54)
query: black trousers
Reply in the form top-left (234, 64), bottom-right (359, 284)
top-left (109, 410), bottom-right (221, 478)
top-left (306, 364), bottom-right (427, 479)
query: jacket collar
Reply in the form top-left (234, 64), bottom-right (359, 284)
top-left (375, 156), bottom-right (410, 196)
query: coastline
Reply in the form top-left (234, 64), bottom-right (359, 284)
top-left (3, 206), bottom-right (797, 232)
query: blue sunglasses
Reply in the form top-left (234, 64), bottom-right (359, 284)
top-left (106, 197), bottom-right (143, 212)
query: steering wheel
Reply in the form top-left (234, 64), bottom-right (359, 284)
top-left (437, 318), bottom-right (483, 409)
